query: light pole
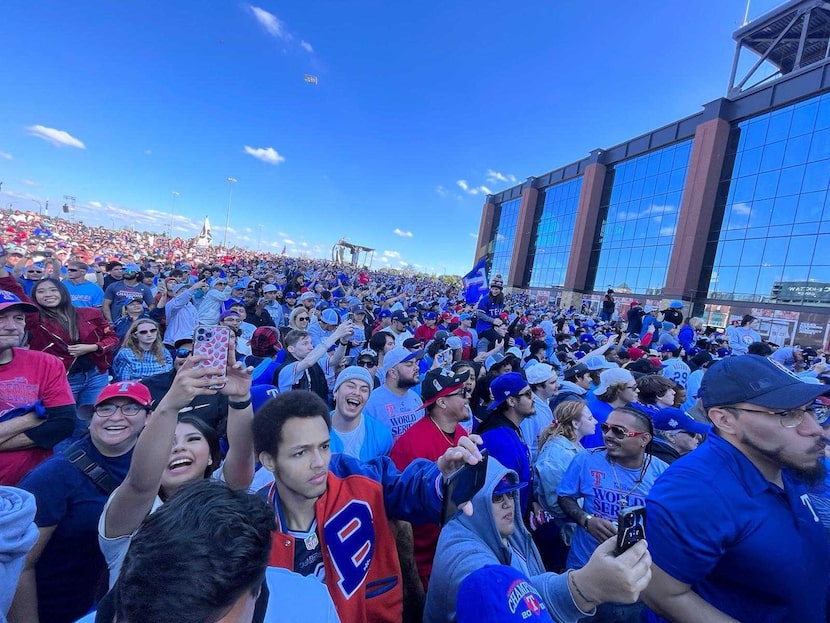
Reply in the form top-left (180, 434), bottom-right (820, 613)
top-left (170, 191), bottom-right (179, 237)
top-left (222, 177), bottom-right (237, 249)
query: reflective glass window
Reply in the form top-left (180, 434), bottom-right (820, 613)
top-left (588, 140), bottom-right (692, 294)
top-left (707, 91), bottom-right (830, 305)
top-left (490, 198), bottom-right (521, 280)
top-left (527, 177), bottom-right (583, 288)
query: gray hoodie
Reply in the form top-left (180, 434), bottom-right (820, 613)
top-left (423, 458), bottom-right (592, 623)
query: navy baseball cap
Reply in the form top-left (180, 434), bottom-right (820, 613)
top-left (391, 310), bottom-right (408, 324)
top-left (700, 354), bottom-right (830, 410)
top-left (456, 565), bottom-right (554, 623)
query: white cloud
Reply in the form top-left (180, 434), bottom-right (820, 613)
top-left (436, 185), bottom-right (448, 197)
top-left (732, 202), bottom-right (752, 216)
top-left (0, 151), bottom-right (12, 160)
top-left (485, 169), bottom-right (517, 184)
top-left (383, 250), bottom-right (401, 259)
top-left (456, 179), bottom-right (493, 195)
top-left (243, 145), bottom-right (285, 165)
top-left (393, 228), bottom-right (413, 238)
top-left (469, 232), bottom-right (478, 238)
top-left (300, 40), bottom-right (313, 53)
top-left (379, 257), bottom-right (390, 264)
top-left (243, 227), bottom-right (253, 233)
top-left (20, 179), bottom-right (36, 186)
top-left (89, 201), bottom-right (103, 208)
top-left (277, 231), bottom-right (289, 237)
top-left (282, 238), bottom-right (295, 245)
top-left (659, 226), bottom-right (677, 236)
top-left (299, 241), bottom-right (309, 247)
top-left (248, 5), bottom-right (286, 38)
top-left (27, 125), bottom-right (86, 149)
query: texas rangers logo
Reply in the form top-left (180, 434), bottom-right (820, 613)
top-left (506, 579), bottom-right (547, 617)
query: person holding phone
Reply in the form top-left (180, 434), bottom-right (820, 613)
top-left (425, 459), bottom-right (653, 623)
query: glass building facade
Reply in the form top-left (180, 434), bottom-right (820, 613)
top-left (489, 197), bottom-right (521, 280)
top-left (706, 92), bottom-right (830, 305)
top-left (588, 140), bottom-right (692, 293)
top-left (526, 177), bottom-right (583, 288)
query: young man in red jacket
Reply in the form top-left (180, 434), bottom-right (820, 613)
top-left (252, 389), bottom-right (481, 623)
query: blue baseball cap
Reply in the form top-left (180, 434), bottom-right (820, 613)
top-left (456, 565), bottom-right (554, 623)
top-left (382, 346), bottom-right (423, 375)
top-left (378, 309), bottom-right (392, 319)
top-left (488, 372), bottom-right (529, 411)
top-left (424, 311), bottom-right (438, 321)
top-left (651, 407), bottom-right (711, 435)
top-left (701, 354), bottom-right (830, 410)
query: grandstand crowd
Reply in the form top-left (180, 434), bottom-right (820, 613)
top-left (0, 208), bottom-right (827, 623)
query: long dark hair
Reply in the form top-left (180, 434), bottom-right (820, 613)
top-left (32, 278), bottom-right (79, 341)
top-left (177, 415), bottom-right (221, 477)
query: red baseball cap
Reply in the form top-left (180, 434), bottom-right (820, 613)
top-left (95, 381), bottom-right (153, 408)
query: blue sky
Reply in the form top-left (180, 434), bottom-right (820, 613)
top-left (0, 0), bottom-right (781, 276)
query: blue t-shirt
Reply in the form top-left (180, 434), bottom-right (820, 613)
top-left (363, 386), bottom-right (424, 442)
top-left (18, 436), bottom-right (132, 623)
top-left (646, 434), bottom-right (830, 623)
top-left (329, 412), bottom-right (393, 462)
top-left (63, 279), bottom-right (104, 308)
top-left (558, 449), bottom-right (668, 569)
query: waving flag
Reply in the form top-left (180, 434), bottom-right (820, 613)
top-left (462, 258), bottom-right (489, 305)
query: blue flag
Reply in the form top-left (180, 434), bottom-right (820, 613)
top-left (462, 259), bottom-right (489, 305)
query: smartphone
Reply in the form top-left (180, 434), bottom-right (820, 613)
top-left (440, 449), bottom-right (489, 524)
top-left (193, 325), bottom-right (230, 388)
top-left (436, 348), bottom-right (452, 367)
top-left (615, 506), bottom-right (646, 556)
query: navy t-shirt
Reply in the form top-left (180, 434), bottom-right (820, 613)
top-left (18, 436), bottom-right (132, 623)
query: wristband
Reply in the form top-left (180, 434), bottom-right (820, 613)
top-left (228, 396), bottom-right (252, 410)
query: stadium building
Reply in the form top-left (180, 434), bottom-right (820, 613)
top-left (475, 0), bottom-right (830, 347)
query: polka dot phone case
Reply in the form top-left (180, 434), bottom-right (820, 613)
top-left (193, 325), bottom-right (229, 383)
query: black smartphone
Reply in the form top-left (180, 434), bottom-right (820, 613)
top-left (616, 505), bottom-right (646, 555)
top-left (440, 449), bottom-right (489, 524)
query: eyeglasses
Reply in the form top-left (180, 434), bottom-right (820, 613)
top-left (447, 387), bottom-right (470, 398)
top-left (134, 328), bottom-right (158, 335)
top-left (727, 406), bottom-right (829, 429)
top-left (625, 384), bottom-right (639, 391)
top-left (95, 403), bottom-right (147, 417)
top-left (601, 423), bottom-right (649, 439)
top-left (175, 348), bottom-right (192, 359)
top-left (357, 359), bottom-right (377, 368)
top-left (516, 389), bottom-right (533, 400)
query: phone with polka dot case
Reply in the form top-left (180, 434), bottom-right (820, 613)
top-left (193, 325), bottom-right (229, 386)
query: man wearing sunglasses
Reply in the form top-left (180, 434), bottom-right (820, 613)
top-left (644, 355), bottom-right (830, 623)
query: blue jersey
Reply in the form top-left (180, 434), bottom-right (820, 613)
top-left (558, 449), bottom-right (668, 568)
top-left (646, 434), bottom-right (830, 623)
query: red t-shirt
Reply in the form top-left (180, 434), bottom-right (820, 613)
top-left (452, 328), bottom-right (474, 360)
top-left (0, 349), bottom-right (75, 485)
top-left (390, 415), bottom-right (467, 589)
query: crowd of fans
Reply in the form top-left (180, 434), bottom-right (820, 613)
top-left (0, 208), bottom-right (828, 623)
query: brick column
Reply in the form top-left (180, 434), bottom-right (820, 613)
top-left (563, 160), bottom-right (607, 291)
top-left (474, 199), bottom-right (496, 263)
top-left (663, 115), bottom-right (732, 300)
top-left (506, 185), bottom-right (539, 288)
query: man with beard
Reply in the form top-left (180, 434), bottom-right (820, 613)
top-left (102, 264), bottom-right (154, 324)
top-left (643, 355), bottom-right (830, 623)
top-left (363, 346), bottom-right (424, 442)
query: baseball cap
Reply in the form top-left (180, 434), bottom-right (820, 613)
top-left (563, 362), bottom-right (589, 380)
top-left (488, 372), bottom-right (529, 411)
top-left (421, 367), bottom-right (470, 407)
top-left (658, 344), bottom-right (681, 355)
top-left (334, 366), bottom-right (374, 395)
top-left (391, 310), bottom-right (409, 324)
top-left (285, 291), bottom-right (297, 299)
top-left (595, 368), bottom-right (636, 397)
top-left (485, 352), bottom-right (507, 372)
top-left (123, 263), bottom-right (141, 274)
top-left (700, 354), bottom-right (830, 410)
top-left (218, 310), bottom-right (240, 322)
top-left (505, 346), bottom-right (523, 359)
top-left (651, 406), bottom-right (711, 435)
top-left (583, 354), bottom-right (617, 371)
top-left (0, 290), bottom-right (37, 314)
top-left (299, 291), bottom-right (316, 302)
top-left (424, 311), bottom-right (437, 321)
top-left (455, 568), bottom-right (553, 622)
top-left (250, 326), bottom-right (280, 357)
top-left (459, 313), bottom-right (472, 321)
top-left (526, 363), bottom-right (555, 385)
top-left (378, 309), bottom-right (392, 319)
top-left (627, 346), bottom-right (645, 361)
top-left (493, 474), bottom-right (529, 496)
top-left (350, 304), bottom-right (366, 314)
top-left (403, 337), bottom-right (424, 350)
top-left (262, 284), bottom-right (278, 293)
top-left (669, 300), bottom-right (684, 309)
top-left (382, 346), bottom-right (423, 375)
top-left (321, 309), bottom-right (340, 325)
top-left (95, 380), bottom-right (152, 408)
top-left (446, 335), bottom-right (463, 350)
top-left (171, 282), bottom-right (189, 294)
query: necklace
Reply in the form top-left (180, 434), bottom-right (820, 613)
top-left (609, 460), bottom-right (645, 509)
top-left (429, 416), bottom-right (456, 448)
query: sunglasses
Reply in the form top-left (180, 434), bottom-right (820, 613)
top-left (296, 316), bottom-right (310, 322)
top-left (66, 268), bottom-right (83, 273)
top-left (357, 359), bottom-right (377, 367)
top-left (175, 348), bottom-right (192, 359)
top-left (134, 328), bottom-right (158, 335)
top-left (601, 423), bottom-right (649, 439)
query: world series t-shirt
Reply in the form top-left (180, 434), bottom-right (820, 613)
top-left (557, 449), bottom-right (668, 568)
top-left (363, 386), bottom-right (423, 442)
